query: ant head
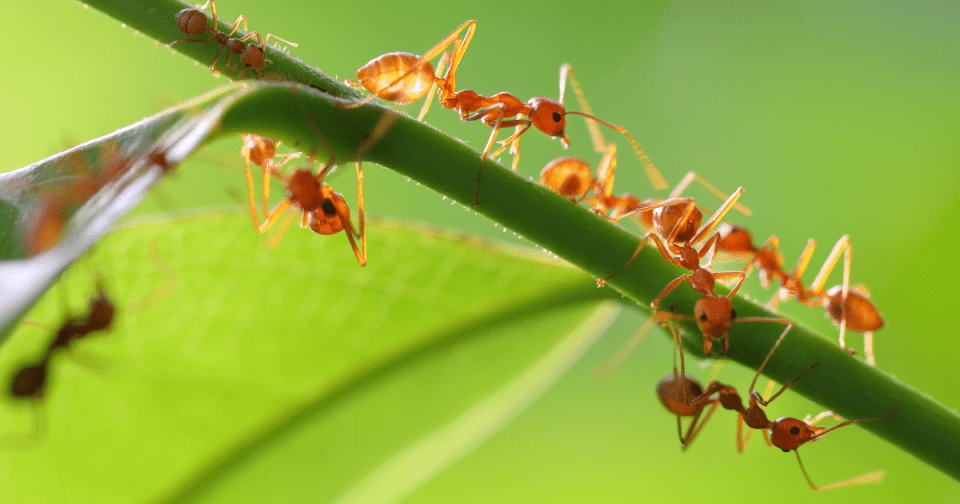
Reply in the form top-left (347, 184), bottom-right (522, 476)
top-left (175, 9), bottom-right (209, 36)
top-left (540, 158), bottom-right (592, 201)
top-left (653, 202), bottom-right (703, 244)
top-left (526, 97), bottom-right (569, 146)
top-left (694, 296), bottom-right (734, 341)
top-left (242, 135), bottom-right (278, 167)
top-left (771, 417), bottom-right (825, 452)
top-left (10, 363), bottom-right (47, 399)
top-left (286, 169), bottom-right (324, 211)
top-left (307, 188), bottom-right (348, 236)
top-left (241, 44), bottom-right (266, 70)
top-left (823, 286), bottom-right (884, 332)
top-left (656, 374), bottom-right (704, 415)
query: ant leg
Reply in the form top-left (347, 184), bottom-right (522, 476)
top-left (258, 199), bottom-right (293, 234)
top-left (471, 112), bottom-right (529, 205)
top-left (689, 187), bottom-right (745, 245)
top-left (436, 20), bottom-right (476, 96)
top-left (262, 33), bottom-right (298, 49)
top-left (558, 64), bottom-right (606, 153)
top-left (593, 311), bottom-right (659, 382)
top-left (735, 316), bottom-right (797, 395)
top-left (418, 50), bottom-right (451, 121)
top-left (223, 15), bottom-right (249, 38)
top-left (808, 236), bottom-right (851, 296)
top-left (597, 229), bottom-right (673, 288)
top-left (793, 450), bottom-right (885, 491)
top-left (238, 31), bottom-right (264, 47)
top-left (807, 236), bottom-right (853, 351)
top-left (208, 46), bottom-right (225, 74)
top-left (864, 331), bottom-right (875, 366)
top-left (668, 171), bottom-right (752, 216)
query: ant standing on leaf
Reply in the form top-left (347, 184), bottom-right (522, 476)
top-left (169, 0), bottom-right (296, 77)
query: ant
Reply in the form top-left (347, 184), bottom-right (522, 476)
top-left (661, 320), bottom-right (897, 490)
top-left (714, 226), bottom-right (883, 365)
top-left (768, 236), bottom-right (884, 365)
top-left (254, 153), bottom-right (367, 265)
top-left (5, 280), bottom-right (115, 446)
top-left (343, 28), bottom-right (666, 205)
top-left (240, 134), bottom-right (301, 229)
top-left (251, 92), bottom-right (398, 265)
top-left (169, 0), bottom-right (296, 76)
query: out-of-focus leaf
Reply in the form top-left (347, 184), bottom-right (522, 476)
top-left (0, 213), bottom-right (618, 503)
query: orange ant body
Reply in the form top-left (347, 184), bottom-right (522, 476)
top-left (169, 1), bottom-right (296, 76)
top-left (715, 226), bottom-right (883, 365)
top-left (249, 93), bottom-right (398, 266)
top-left (658, 323), bottom-right (897, 490)
top-left (344, 29), bottom-right (665, 204)
top-left (254, 158), bottom-right (366, 266)
top-left (769, 236), bottom-right (884, 365)
top-left (346, 20), bottom-right (476, 123)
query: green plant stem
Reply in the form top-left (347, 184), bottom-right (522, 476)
top-left (84, 0), bottom-right (960, 483)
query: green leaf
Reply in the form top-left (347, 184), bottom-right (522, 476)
top-left (0, 213), bottom-right (618, 503)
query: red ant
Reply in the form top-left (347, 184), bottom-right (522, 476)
top-left (343, 29), bottom-right (666, 204)
top-left (769, 236), bottom-right (883, 365)
top-left (169, 1), bottom-right (296, 76)
top-left (658, 320), bottom-right (897, 490)
top-left (715, 226), bottom-right (883, 365)
top-left (251, 93), bottom-right (398, 265)
top-left (254, 154), bottom-right (367, 265)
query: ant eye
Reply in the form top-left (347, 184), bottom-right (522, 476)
top-left (552, 112), bottom-right (562, 123)
top-left (790, 426), bottom-right (800, 435)
top-left (322, 200), bottom-right (337, 216)
top-left (698, 312), bottom-right (707, 321)
top-left (730, 309), bottom-right (737, 319)
top-left (781, 448), bottom-right (790, 453)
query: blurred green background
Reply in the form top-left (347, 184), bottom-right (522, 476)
top-left (3, 0), bottom-right (958, 501)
